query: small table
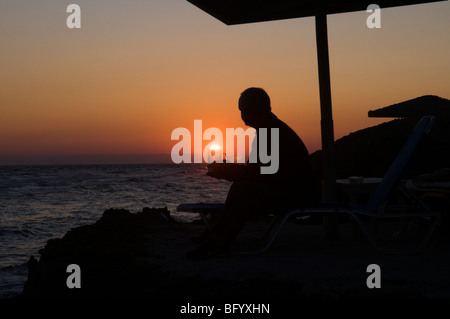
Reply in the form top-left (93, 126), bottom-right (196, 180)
top-left (336, 177), bottom-right (383, 204)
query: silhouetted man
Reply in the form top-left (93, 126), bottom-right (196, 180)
top-left (186, 87), bottom-right (321, 259)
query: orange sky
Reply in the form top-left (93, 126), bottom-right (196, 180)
top-left (1, 0), bottom-right (449, 164)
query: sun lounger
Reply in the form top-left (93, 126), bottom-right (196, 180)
top-left (178, 115), bottom-right (445, 254)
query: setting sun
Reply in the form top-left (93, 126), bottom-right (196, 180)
top-left (210, 144), bottom-right (221, 152)
top-left (0, 0), bottom-right (448, 166)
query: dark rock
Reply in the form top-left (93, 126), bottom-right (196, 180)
top-left (20, 207), bottom-right (311, 301)
top-left (311, 116), bottom-right (450, 180)
top-left (22, 207), bottom-right (173, 299)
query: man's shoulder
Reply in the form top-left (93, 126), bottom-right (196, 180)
top-left (267, 113), bottom-right (292, 130)
top-left (268, 114), bottom-right (311, 156)
top-left (269, 114), bottom-right (301, 138)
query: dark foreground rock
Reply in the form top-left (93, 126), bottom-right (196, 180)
top-left (19, 205), bottom-right (450, 301)
top-left (23, 207), bottom-right (174, 299)
top-left (22, 207), bottom-right (312, 300)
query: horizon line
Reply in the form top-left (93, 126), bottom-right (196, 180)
top-left (0, 153), bottom-right (175, 166)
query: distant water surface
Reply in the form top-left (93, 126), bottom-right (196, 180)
top-left (0, 164), bottom-right (230, 298)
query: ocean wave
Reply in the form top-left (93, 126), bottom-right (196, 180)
top-left (0, 164), bottom-right (230, 297)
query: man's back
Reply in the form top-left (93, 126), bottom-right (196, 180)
top-left (245, 112), bottom-right (321, 207)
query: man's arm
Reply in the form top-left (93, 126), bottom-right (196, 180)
top-left (206, 163), bottom-right (248, 182)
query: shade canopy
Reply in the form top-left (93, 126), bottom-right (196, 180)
top-left (187, 0), bottom-right (445, 25)
top-left (368, 95), bottom-right (450, 118)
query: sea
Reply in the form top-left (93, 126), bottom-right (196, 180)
top-left (0, 163), bottom-right (231, 299)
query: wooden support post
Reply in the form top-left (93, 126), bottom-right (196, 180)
top-left (315, 14), bottom-right (339, 240)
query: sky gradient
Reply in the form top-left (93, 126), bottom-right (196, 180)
top-left (1, 0), bottom-right (449, 164)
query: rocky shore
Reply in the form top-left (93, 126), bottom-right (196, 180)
top-left (16, 206), bottom-right (450, 302)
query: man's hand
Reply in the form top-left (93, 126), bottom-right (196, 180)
top-left (206, 163), bottom-right (246, 182)
top-left (206, 163), bottom-right (229, 180)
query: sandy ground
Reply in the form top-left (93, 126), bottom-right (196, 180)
top-left (140, 216), bottom-right (450, 299)
top-left (18, 206), bottom-right (450, 316)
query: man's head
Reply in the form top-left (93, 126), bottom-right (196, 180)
top-left (238, 87), bottom-right (271, 128)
